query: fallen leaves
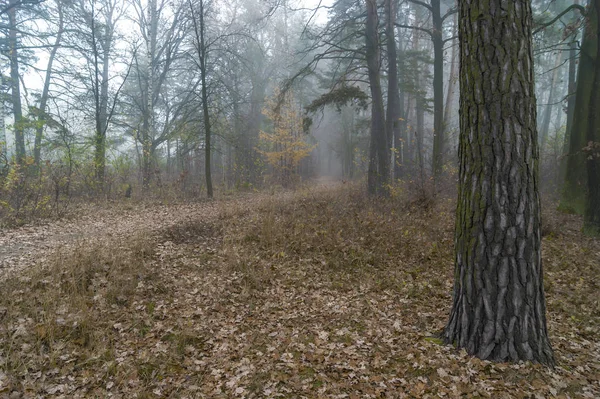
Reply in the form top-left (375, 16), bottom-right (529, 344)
top-left (0, 184), bottom-right (598, 397)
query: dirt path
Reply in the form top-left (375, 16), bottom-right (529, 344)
top-left (0, 198), bottom-right (237, 278)
top-left (0, 181), bottom-right (344, 278)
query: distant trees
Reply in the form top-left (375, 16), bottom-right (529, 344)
top-left (443, 0), bottom-right (554, 365)
top-left (558, 2), bottom-right (593, 214)
top-left (125, 0), bottom-right (191, 189)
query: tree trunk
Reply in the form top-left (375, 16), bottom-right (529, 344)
top-left (394, 34), bottom-right (407, 179)
top-left (539, 52), bottom-right (563, 154)
top-left (583, 0), bottom-right (600, 236)
top-left (443, 0), bottom-right (554, 366)
top-left (198, 0), bottom-right (213, 198)
top-left (560, 1), bottom-right (597, 215)
top-left (34, 2), bottom-right (64, 166)
top-left (560, 4), bottom-right (579, 186)
top-left (431, 0), bottom-right (444, 179)
top-left (385, 0), bottom-right (400, 181)
top-left (365, 0), bottom-right (389, 195)
top-left (141, 0), bottom-right (158, 189)
top-left (91, 5), bottom-right (113, 186)
top-left (443, 12), bottom-right (458, 144)
top-left (8, 5), bottom-right (25, 164)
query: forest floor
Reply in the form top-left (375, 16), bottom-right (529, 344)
top-left (0, 182), bottom-right (598, 398)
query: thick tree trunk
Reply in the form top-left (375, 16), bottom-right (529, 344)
top-left (8, 5), bottom-right (25, 164)
top-left (365, 0), bottom-right (389, 195)
top-left (443, 0), bottom-right (554, 365)
top-left (560, 1), bottom-right (597, 215)
top-left (431, 0), bottom-right (444, 179)
top-left (584, 0), bottom-right (600, 236)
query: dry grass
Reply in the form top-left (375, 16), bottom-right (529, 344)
top-left (0, 182), bottom-right (598, 398)
top-left (0, 234), bottom-right (155, 395)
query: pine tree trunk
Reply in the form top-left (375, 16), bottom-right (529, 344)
top-left (443, 0), bottom-right (554, 366)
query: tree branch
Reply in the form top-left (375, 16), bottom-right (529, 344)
top-left (533, 4), bottom-right (586, 35)
top-left (441, 7), bottom-right (457, 23)
top-left (407, 0), bottom-right (432, 12)
top-left (394, 22), bottom-right (433, 38)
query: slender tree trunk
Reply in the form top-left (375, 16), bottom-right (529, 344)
top-left (365, 0), bottom-right (389, 195)
top-left (431, 0), bottom-right (444, 179)
top-left (0, 79), bottom-right (6, 162)
top-left (443, 12), bottom-right (458, 135)
top-left (91, 6), bottom-right (113, 186)
top-left (386, 0), bottom-right (400, 181)
top-left (539, 52), bottom-right (563, 153)
top-left (142, 0), bottom-right (158, 189)
top-left (560, 21), bottom-right (579, 184)
top-left (443, 0), bottom-right (554, 365)
top-left (394, 34), bottom-right (407, 178)
top-left (197, 0), bottom-right (213, 198)
top-left (34, 2), bottom-right (64, 166)
top-left (560, 1), bottom-right (596, 214)
top-left (8, 5), bottom-right (25, 164)
top-left (584, 0), bottom-right (600, 236)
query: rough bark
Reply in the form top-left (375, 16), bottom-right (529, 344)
top-left (560, 1), bottom-right (597, 215)
top-left (443, 0), bottom-right (554, 366)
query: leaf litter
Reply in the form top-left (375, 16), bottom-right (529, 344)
top-left (0, 183), bottom-right (598, 398)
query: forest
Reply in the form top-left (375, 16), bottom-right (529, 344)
top-left (0, 0), bottom-right (599, 397)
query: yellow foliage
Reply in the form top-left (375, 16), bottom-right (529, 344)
top-left (258, 88), bottom-right (316, 184)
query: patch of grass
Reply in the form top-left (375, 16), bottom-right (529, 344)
top-left (222, 184), bottom-right (454, 293)
top-left (0, 233), bottom-right (155, 388)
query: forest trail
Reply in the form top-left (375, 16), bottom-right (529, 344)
top-left (0, 180), bottom-right (344, 278)
top-left (0, 201), bottom-right (219, 278)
